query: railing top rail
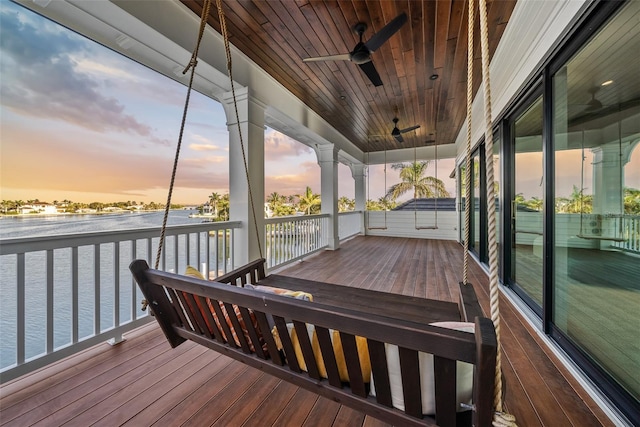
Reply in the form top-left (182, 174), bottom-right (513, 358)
top-left (264, 213), bottom-right (330, 224)
top-left (0, 221), bottom-right (242, 255)
top-left (338, 210), bottom-right (363, 215)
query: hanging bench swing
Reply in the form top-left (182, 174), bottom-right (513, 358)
top-left (130, 0), bottom-right (516, 426)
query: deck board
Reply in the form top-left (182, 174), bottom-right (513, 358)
top-left (0, 236), bottom-right (615, 427)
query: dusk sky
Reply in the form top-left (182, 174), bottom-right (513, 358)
top-left (0, 1), bottom-right (458, 206)
top-left (1, 2), bottom-right (636, 207)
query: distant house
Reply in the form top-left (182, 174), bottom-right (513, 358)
top-left (201, 203), bottom-right (214, 215)
top-left (19, 202), bottom-right (58, 214)
top-left (103, 206), bottom-right (124, 212)
top-left (392, 198), bottom-right (457, 212)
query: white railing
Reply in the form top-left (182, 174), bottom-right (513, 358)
top-left (338, 210), bottom-right (363, 240)
top-left (612, 214), bottom-right (640, 253)
top-left (0, 221), bottom-right (240, 382)
top-left (264, 214), bottom-right (329, 269)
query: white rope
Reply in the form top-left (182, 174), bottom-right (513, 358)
top-left (463, 0), bottom-right (475, 286)
top-left (477, 0), bottom-right (517, 425)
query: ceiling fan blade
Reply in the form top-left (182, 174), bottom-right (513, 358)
top-left (303, 53), bottom-right (351, 63)
top-left (364, 12), bottom-right (408, 52)
top-left (358, 61), bottom-right (383, 86)
top-left (400, 124), bottom-right (420, 134)
top-left (394, 133), bottom-right (405, 143)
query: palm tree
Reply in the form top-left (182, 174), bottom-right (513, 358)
top-left (385, 161), bottom-right (450, 201)
top-left (209, 192), bottom-right (221, 218)
top-left (378, 196), bottom-right (395, 211)
top-left (338, 196), bottom-right (355, 212)
top-left (624, 187), bottom-right (640, 214)
top-left (558, 185), bottom-right (592, 213)
top-left (297, 186), bottom-right (321, 215)
top-left (218, 194), bottom-right (230, 221)
top-left (525, 196), bottom-right (543, 211)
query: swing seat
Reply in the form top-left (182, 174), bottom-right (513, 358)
top-left (130, 258), bottom-right (497, 427)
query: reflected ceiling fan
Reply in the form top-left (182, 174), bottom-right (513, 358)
top-left (302, 12), bottom-right (407, 87)
top-left (584, 87), bottom-right (603, 112)
top-left (391, 117), bottom-right (420, 143)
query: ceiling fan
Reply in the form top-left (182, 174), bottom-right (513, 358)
top-left (302, 12), bottom-right (408, 87)
top-left (391, 117), bottom-right (420, 143)
top-left (585, 87), bottom-right (603, 112)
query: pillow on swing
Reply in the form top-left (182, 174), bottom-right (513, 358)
top-left (245, 283), bottom-right (313, 301)
top-left (272, 323), bottom-right (371, 383)
top-left (369, 321), bottom-right (475, 415)
top-left (183, 266), bottom-right (265, 353)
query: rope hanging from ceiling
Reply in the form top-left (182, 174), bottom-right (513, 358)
top-left (152, 0), bottom-right (213, 272)
top-left (155, 0), bottom-right (264, 269)
top-left (214, 0), bottom-right (263, 260)
top-left (465, 0), bottom-right (517, 425)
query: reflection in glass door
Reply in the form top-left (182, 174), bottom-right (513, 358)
top-left (551, 0), bottom-right (640, 410)
top-left (471, 151), bottom-right (483, 257)
top-left (458, 163), bottom-right (466, 244)
top-left (510, 96), bottom-right (544, 308)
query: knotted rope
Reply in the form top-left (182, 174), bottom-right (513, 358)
top-left (462, 0), bottom-right (475, 287)
top-left (153, 0), bottom-right (213, 272)
top-left (215, 0), bottom-right (263, 260)
top-left (468, 0), bottom-right (517, 424)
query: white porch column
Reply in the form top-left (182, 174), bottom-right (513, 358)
top-left (317, 144), bottom-right (339, 250)
top-left (591, 141), bottom-right (635, 249)
top-left (592, 144), bottom-right (625, 216)
top-left (222, 87), bottom-right (266, 267)
top-left (350, 163), bottom-right (367, 235)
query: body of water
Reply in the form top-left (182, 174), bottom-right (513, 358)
top-left (0, 210), bottom-right (201, 239)
top-left (0, 210), bottom-right (217, 370)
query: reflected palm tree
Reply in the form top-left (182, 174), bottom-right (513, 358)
top-left (385, 161), bottom-right (450, 201)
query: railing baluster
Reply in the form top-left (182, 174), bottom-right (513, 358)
top-left (131, 240), bottom-right (137, 321)
top-left (72, 246), bottom-right (79, 344)
top-left (94, 245), bottom-right (100, 335)
top-left (173, 235), bottom-right (179, 272)
top-left (17, 253), bottom-right (26, 365)
top-left (47, 250), bottom-right (54, 353)
top-left (114, 243), bottom-right (120, 330)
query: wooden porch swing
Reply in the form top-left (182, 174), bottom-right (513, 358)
top-left (130, 0), bottom-right (515, 426)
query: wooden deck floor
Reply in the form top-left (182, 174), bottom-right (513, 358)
top-left (0, 236), bottom-right (615, 426)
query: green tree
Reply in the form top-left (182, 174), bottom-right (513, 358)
top-left (266, 192), bottom-right (284, 213)
top-left (297, 186), bottom-right (321, 215)
top-left (378, 196), bottom-right (396, 211)
top-left (209, 192), bottom-right (221, 218)
top-left (366, 199), bottom-right (383, 211)
top-left (556, 185), bottom-right (592, 213)
top-left (385, 161), bottom-right (450, 201)
top-left (338, 196), bottom-right (355, 212)
top-left (525, 196), bottom-right (543, 212)
top-left (624, 187), bottom-right (640, 214)
top-left (217, 194), bottom-right (230, 221)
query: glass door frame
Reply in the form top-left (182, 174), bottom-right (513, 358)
top-left (503, 83), bottom-right (545, 318)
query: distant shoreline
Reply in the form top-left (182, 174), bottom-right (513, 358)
top-left (0, 209), bottom-right (179, 219)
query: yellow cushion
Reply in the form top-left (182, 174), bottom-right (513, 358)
top-left (183, 266), bottom-right (265, 353)
top-left (273, 323), bottom-right (371, 383)
top-left (248, 284), bottom-right (313, 302)
top-left (185, 265), bottom-right (206, 279)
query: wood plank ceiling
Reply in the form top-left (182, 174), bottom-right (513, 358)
top-left (181, 0), bottom-right (517, 153)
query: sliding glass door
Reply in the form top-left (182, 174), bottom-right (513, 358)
top-left (508, 95), bottom-right (544, 310)
top-left (551, 0), bottom-right (640, 412)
